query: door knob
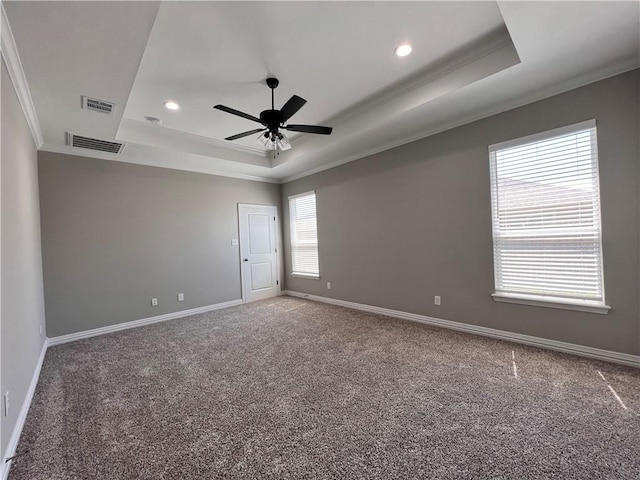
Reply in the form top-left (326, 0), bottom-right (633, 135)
top-left (244, 258), bottom-right (249, 262)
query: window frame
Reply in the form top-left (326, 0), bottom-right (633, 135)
top-left (288, 190), bottom-right (320, 279)
top-left (488, 120), bottom-right (610, 315)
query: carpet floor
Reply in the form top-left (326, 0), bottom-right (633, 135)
top-left (8, 297), bottom-right (640, 479)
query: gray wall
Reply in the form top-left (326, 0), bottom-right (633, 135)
top-left (282, 69), bottom-right (640, 356)
top-left (1, 60), bottom-right (47, 457)
top-left (38, 152), bottom-right (281, 337)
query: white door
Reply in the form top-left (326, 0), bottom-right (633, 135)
top-left (238, 204), bottom-right (279, 303)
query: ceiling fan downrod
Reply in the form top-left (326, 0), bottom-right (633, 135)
top-left (266, 77), bottom-right (279, 111)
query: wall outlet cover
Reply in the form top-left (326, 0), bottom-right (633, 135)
top-left (151, 298), bottom-right (158, 307)
top-left (178, 293), bottom-right (185, 302)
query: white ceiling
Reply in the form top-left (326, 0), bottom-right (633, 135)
top-left (3, 1), bottom-right (639, 183)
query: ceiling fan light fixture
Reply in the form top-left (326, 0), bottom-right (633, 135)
top-left (277, 132), bottom-right (292, 151)
top-left (394, 43), bottom-right (412, 57)
top-left (257, 131), bottom-right (291, 151)
top-left (163, 100), bottom-right (180, 111)
top-left (257, 131), bottom-right (272, 148)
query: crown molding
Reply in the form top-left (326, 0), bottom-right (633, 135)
top-left (275, 38), bottom-right (521, 175)
top-left (282, 59), bottom-right (639, 184)
top-left (1, 3), bottom-right (43, 148)
top-left (39, 143), bottom-right (282, 184)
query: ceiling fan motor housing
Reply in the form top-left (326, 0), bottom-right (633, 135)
top-left (260, 109), bottom-right (284, 132)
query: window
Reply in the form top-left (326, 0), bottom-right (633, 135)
top-left (289, 191), bottom-right (319, 278)
top-left (488, 120), bottom-right (609, 314)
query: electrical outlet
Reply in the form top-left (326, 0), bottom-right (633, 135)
top-left (434, 296), bottom-right (441, 306)
top-left (327, 282), bottom-right (332, 290)
top-left (177, 293), bottom-right (184, 302)
top-left (3, 391), bottom-right (9, 417)
top-left (151, 298), bottom-right (158, 307)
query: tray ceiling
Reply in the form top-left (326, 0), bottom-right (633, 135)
top-left (3, 1), bottom-right (639, 182)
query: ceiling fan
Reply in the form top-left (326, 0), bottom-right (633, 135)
top-left (213, 77), bottom-right (333, 155)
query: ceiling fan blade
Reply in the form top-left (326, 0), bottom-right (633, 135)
top-left (285, 124), bottom-right (333, 135)
top-left (224, 128), bottom-right (266, 141)
top-left (279, 95), bottom-right (307, 122)
top-left (214, 105), bottom-right (263, 124)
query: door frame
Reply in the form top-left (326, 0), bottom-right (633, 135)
top-left (237, 203), bottom-right (281, 303)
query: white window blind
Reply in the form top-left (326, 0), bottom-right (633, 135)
top-left (489, 120), bottom-right (607, 310)
top-left (289, 191), bottom-right (319, 277)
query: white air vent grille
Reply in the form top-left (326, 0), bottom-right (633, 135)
top-left (66, 133), bottom-right (125, 154)
top-left (81, 96), bottom-right (114, 114)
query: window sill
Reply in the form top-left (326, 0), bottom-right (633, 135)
top-left (291, 273), bottom-right (320, 280)
top-left (491, 293), bottom-right (610, 315)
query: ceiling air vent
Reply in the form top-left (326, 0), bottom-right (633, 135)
top-left (81, 96), bottom-right (115, 114)
top-left (66, 133), bottom-right (125, 154)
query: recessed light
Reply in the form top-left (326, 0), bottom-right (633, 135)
top-left (163, 100), bottom-right (179, 111)
top-left (394, 43), bottom-right (412, 57)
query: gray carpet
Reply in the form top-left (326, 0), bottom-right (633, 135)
top-left (8, 297), bottom-right (640, 479)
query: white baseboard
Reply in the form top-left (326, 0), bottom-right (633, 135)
top-left (2, 340), bottom-right (48, 480)
top-left (285, 291), bottom-right (640, 369)
top-left (48, 299), bottom-right (243, 346)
